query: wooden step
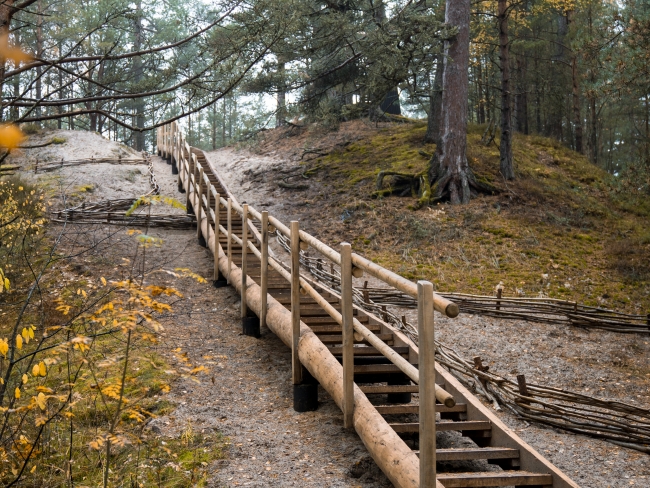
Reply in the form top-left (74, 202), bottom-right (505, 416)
top-left (319, 333), bottom-right (394, 345)
top-left (310, 324), bottom-right (380, 334)
top-left (360, 385), bottom-right (419, 394)
top-left (375, 403), bottom-right (467, 415)
top-left (389, 421), bottom-right (491, 433)
top-left (436, 471), bottom-right (552, 487)
top-left (414, 447), bottom-right (519, 462)
top-left (354, 364), bottom-right (404, 374)
top-left (301, 315), bottom-right (369, 325)
top-left (328, 346), bottom-right (409, 356)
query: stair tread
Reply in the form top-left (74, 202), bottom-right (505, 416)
top-left (414, 447), bottom-right (520, 461)
top-left (389, 420), bottom-right (491, 433)
top-left (375, 403), bottom-right (467, 414)
top-left (436, 470), bottom-right (552, 487)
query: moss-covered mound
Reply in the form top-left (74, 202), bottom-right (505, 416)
top-left (300, 121), bottom-right (649, 313)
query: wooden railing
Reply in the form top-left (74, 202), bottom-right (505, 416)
top-left (157, 123), bottom-right (462, 487)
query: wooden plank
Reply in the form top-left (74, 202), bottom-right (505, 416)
top-left (435, 471), bottom-right (553, 487)
top-left (260, 211), bottom-right (268, 329)
top-left (360, 385), bottom-right (419, 394)
top-left (389, 421), bottom-right (492, 433)
top-left (417, 447), bottom-right (519, 462)
top-left (328, 346), bottom-right (409, 356)
top-left (310, 324), bottom-right (380, 334)
top-left (241, 204), bottom-right (248, 319)
top-left (354, 364), bottom-right (403, 374)
top-left (319, 333), bottom-right (394, 345)
top-left (375, 403), bottom-right (466, 414)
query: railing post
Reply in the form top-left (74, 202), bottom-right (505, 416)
top-left (197, 165), bottom-right (206, 247)
top-left (291, 221), bottom-right (317, 412)
top-left (227, 198), bottom-right (232, 284)
top-left (186, 152), bottom-right (194, 214)
top-left (241, 204), bottom-right (259, 337)
top-left (341, 242), bottom-right (354, 429)
top-left (178, 135), bottom-right (185, 193)
top-left (417, 280), bottom-right (436, 488)
top-left (291, 221), bottom-right (302, 385)
top-left (213, 192), bottom-right (227, 288)
top-left (261, 211), bottom-right (269, 329)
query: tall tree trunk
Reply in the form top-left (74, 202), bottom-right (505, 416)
top-left (212, 101), bottom-right (217, 150)
top-left (34, 0), bottom-right (42, 124)
top-left (133, 0), bottom-right (145, 151)
top-left (498, 0), bottom-right (514, 180)
top-left (477, 57), bottom-right (486, 124)
top-left (515, 56), bottom-right (528, 134)
top-left (276, 54), bottom-right (287, 127)
top-left (427, 0), bottom-right (490, 204)
top-left (221, 98), bottom-right (226, 145)
top-left (424, 54), bottom-right (443, 143)
top-left (10, 32), bottom-right (19, 120)
top-left (571, 56), bottom-right (583, 153)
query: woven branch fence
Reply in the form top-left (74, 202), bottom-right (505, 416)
top-left (275, 232), bottom-right (650, 454)
top-left (33, 156), bottom-right (147, 173)
top-left (48, 154), bottom-right (195, 228)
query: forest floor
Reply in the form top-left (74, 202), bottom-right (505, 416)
top-left (8, 126), bottom-right (648, 487)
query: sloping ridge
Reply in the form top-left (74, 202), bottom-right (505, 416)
top-left (157, 122), bottom-right (579, 488)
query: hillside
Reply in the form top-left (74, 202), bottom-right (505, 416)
top-left (247, 120), bottom-right (650, 314)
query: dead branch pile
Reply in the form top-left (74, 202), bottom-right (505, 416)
top-left (275, 232), bottom-right (650, 453)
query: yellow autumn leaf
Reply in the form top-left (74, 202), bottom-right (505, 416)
top-left (21, 327), bottom-right (29, 344)
top-left (30, 464), bottom-right (36, 474)
top-left (36, 392), bottom-right (46, 410)
top-left (39, 362), bottom-right (46, 376)
top-left (15, 387), bottom-right (20, 399)
top-left (101, 277), bottom-right (107, 286)
top-left (15, 335), bottom-right (22, 349)
top-left (28, 327), bottom-right (34, 339)
top-left (32, 364), bottom-right (40, 377)
top-left (22, 374), bottom-right (28, 384)
top-left (0, 338), bottom-right (8, 357)
top-left (0, 123), bottom-right (25, 150)
top-left (0, 33), bottom-right (32, 64)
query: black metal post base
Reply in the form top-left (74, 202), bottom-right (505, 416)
top-left (242, 315), bottom-right (260, 338)
top-left (213, 278), bottom-right (228, 288)
top-left (171, 160), bottom-right (178, 175)
top-left (178, 181), bottom-right (185, 194)
top-left (186, 201), bottom-right (193, 214)
top-left (198, 233), bottom-right (207, 248)
top-left (166, 156), bottom-right (172, 165)
top-left (293, 383), bottom-right (318, 412)
top-left (387, 373), bottom-right (412, 404)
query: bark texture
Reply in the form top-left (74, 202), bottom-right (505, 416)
top-left (424, 54), bottom-right (443, 144)
top-left (427, 0), bottom-right (488, 204)
top-left (498, 0), bottom-right (514, 180)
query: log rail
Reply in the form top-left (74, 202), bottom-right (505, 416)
top-left (157, 123), bottom-right (580, 488)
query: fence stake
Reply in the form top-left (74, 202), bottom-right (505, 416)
top-left (291, 221), bottom-right (302, 385)
top-left (517, 374), bottom-right (530, 405)
top-left (261, 211), bottom-right (269, 329)
top-left (496, 287), bottom-right (503, 311)
top-left (186, 153), bottom-right (194, 214)
top-left (341, 242), bottom-right (354, 429)
top-left (227, 198), bottom-right (232, 284)
top-left (417, 280), bottom-right (436, 488)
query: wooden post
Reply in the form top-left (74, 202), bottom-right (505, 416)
top-left (227, 198), bottom-right (232, 284)
top-left (196, 165), bottom-right (205, 247)
top-left (496, 287), bottom-right (503, 311)
top-left (517, 374), bottom-right (530, 405)
top-left (362, 280), bottom-right (369, 303)
top-left (291, 221), bottom-right (302, 385)
top-left (341, 242), bottom-right (354, 429)
top-left (197, 166), bottom-right (204, 245)
top-left (186, 152), bottom-right (194, 214)
top-left (261, 211), bottom-right (269, 329)
top-left (417, 280), bottom-right (436, 488)
top-left (241, 204), bottom-right (249, 320)
top-left (213, 192), bottom-right (228, 288)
